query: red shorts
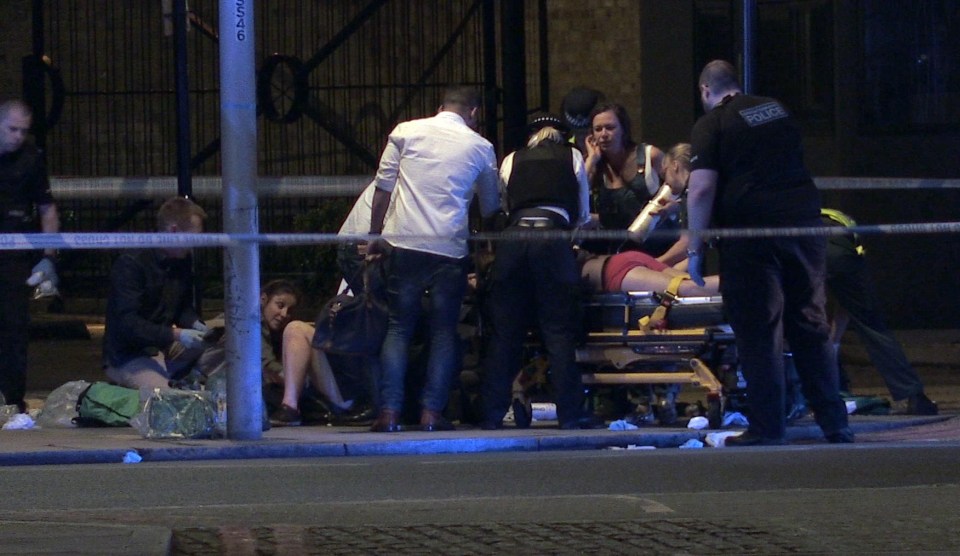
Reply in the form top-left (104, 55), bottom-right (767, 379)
top-left (602, 251), bottom-right (669, 292)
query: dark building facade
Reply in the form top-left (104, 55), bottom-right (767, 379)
top-left (1, 0), bottom-right (957, 326)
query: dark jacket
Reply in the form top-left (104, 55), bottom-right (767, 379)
top-left (102, 250), bottom-right (200, 367)
top-left (0, 143), bottom-right (53, 234)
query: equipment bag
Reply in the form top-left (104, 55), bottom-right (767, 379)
top-left (75, 382), bottom-right (141, 427)
top-left (312, 261), bottom-right (388, 356)
top-left (312, 291), bottom-right (388, 355)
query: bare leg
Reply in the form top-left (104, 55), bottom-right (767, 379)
top-left (309, 349), bottom-right (351, 410)
top-left (104, 354), bottom-right (172, 401)
top-left (620, 267), bottom-right (720, 296)
top-left (281, 320), bottom-right (349, 410)
top-left (280, 320), bottom-right (315, 409)
top-left (678, 275), bottom-right (721, 297)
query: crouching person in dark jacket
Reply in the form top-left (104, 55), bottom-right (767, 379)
top-left (102, 197), bottom-right (209, 397)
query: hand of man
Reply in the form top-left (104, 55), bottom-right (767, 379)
top-left (687, 252), bottom-right (706, 287)
top-left (365, 237), bottom-right (388, 261)
top-left (26, 257), bottom-right (59, 287)
top-left (178, 328), bottom-right (206, 350)
top-left (191, 320), bottom-right (209, 333)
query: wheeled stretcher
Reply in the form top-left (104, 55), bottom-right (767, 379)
top-left (575, 291), bottom-right (737, 428)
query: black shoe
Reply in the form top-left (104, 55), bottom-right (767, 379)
top-left (785, 401), bottom-right (809, 424)
top-left (906, 393), bottom-right (939, 416)
top-left (370, 409), bottom-right (403, 433)
top-left (269, 404), bottom-right (302, 427)
top-left (825, 428), bottom-right (855, 444)
top-left (479, 420), bottom-right (503, 431)
top-left (559, 414), bottom-right (606, 430)
top-left (655, 399), bottom-right (678, 426)
top-left (420, 409), bottom-right (456, 432)
top-left (725, 431), bottom-right (786, 447)
top-left (327, 405), bottom-right (377, 426)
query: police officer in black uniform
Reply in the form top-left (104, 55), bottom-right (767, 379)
top-left (0, 99), bottom-right (61, 412)
top-left (822, 208), bottom-right (937, 415)
top-left (480, 113), bottom-right (600, 430)
top-left (685, 61), bottom-right (852, 446)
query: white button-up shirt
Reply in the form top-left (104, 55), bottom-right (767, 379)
top-left (373, 111), bottom-right (499, 258)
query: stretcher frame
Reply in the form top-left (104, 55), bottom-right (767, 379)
top-left (576, 291), bottom-right (735, 427)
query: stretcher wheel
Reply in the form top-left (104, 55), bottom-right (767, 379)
top-left (707, 394), bottom-right (722, 429)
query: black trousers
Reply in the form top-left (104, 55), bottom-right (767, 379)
top-left (0, 254), bottom-right (32, 409)
top-left (826, 234), bottom-right (924, 400)
top-left (481, 229), bottom-right (584, 426)
top-left (720, 234), bottom-right (848, 440)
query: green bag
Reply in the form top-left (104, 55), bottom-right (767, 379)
top-left (75, 382), bottom-right (141, 427)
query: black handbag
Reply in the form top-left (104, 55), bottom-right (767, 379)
top-left (311, 264), bottom-right (388, 355)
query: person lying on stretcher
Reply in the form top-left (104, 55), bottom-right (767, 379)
top-left (578, 142), bottom-right (720, 297)
top-left (579, 249), bottom-right (719, 296)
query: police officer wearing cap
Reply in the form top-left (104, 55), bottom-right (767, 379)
top-left (480, 113), bottom-right (601, 430)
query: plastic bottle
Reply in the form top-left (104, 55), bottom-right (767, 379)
top-left (143, 388), bottom-right (218, 439)
top-left (0, 404), bottom-right (20, 426)
top-left (207, 370), bottom-right (228, 438)
top-left (145, 388), bottom-right (179, 437)
top-left (531, 402), bottom-right (557, 421)
top-left (627, 184), bottom-right (677, 242)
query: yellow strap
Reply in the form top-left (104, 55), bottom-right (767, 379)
top-left (821, 208), bottom-right (866, 255)
top-left (821, 208), bottom-right (857, 228)
top-left (638, 274), bottom-right (689, 332)
top-left (665, 273), bottom-right (688, 298)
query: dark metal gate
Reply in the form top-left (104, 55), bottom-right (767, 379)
top-left (28, 0), bottom-right (546, 178)
top-left (23, 0), bottom-right (546, 307)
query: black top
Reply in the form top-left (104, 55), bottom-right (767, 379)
top-left (507, 141), bottom-right (580, 226)
top-left (0, 143), bottom-right (54, 233)
top-left (690, 94), bottom-right (820, 227)
top-left (595, 184), bottom-right (648, 231)
top-left (594, 144), bottom-right (652, 231)
top-left (102, 249), bottom-right (200, 367)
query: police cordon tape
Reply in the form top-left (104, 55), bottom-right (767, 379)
top-left (47, 175), bottom-right (960, 200)
top-left (1, 221), bottom-right (959, 251)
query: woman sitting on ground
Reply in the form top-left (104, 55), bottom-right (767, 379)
top-left (260, 280), bottom-right (359, 427)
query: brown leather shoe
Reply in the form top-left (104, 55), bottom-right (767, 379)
top-left (370, 409), bottom-right (403, 433)
top-left (420, 409), bottom-right (455, 432)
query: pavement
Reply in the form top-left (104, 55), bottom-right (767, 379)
top-left (0, 412), bottom-right (956, 467)
top-left (4, 310), bottom-right (959, 464)
top-left (2, 310), bottom-right (960, 554)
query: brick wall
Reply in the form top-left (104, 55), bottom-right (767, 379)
top-left (545, 1), bottom-right (643, 129)
top-left (0, 0), bottom-right (30, 101)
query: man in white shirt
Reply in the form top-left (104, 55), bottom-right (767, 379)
top-left (367, 86), bottom-right (500, 432)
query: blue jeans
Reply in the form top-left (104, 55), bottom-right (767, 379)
top-left (378, 247), bottom-right (467, 413)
